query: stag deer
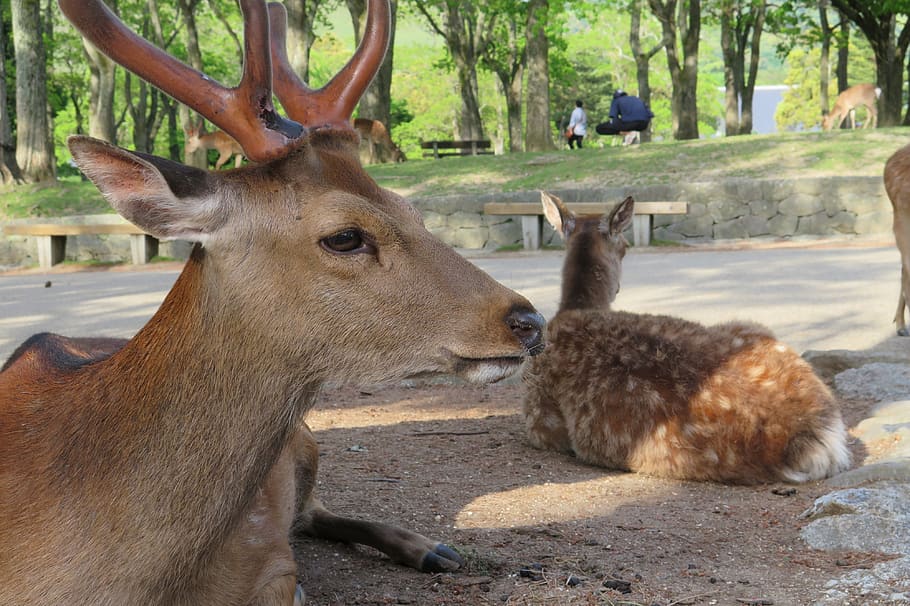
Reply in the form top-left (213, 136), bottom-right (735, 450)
top-left (354, 117), bottom-right (406, 164)
top-left (0, 2), bottom-right (545, 605)
top-left (822, 83), bottom-right (881, 131)
top-left (521, 192), bottom-right (850, 485)
top-left (883, 144), bottom-right (910, 336)
top-left (185, 121), bottom-right (246, 169)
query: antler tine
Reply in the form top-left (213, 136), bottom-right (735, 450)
top-left (268, 0), bottom-right (390, 127)
top-left (58, 0), bottom-right (305, 163)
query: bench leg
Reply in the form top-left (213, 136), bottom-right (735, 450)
top-left (35, 235), bottom-right (66, 269)
top-left (130, 234), bottom-right (159, 264)
top-left (521, 216), bottom-right (542, 250)
top-left (632, 215), bottom-right (652, 246)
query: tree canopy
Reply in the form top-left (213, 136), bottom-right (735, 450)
top-left (0, 0), bottom-right (903, 183)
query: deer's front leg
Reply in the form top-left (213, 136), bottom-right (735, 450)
top-left (205, 445), bottom-right (303, 606)
top-left (290, 423), bottom-right (464, 572)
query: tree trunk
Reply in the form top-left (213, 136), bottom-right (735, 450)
top-left (835, 10), bottom-right (849, 92)
top-left (818, 0), bottom-right (830, 116)
top-left (629, 0), bottom-right (663, 143)
top-left (524, 0), bottom-right (553, 151)
top-left (737, 0), bottom-right (765, 135)
top-left (0, 9), bottom-right (23, 184)
top-left (346, 0), bottom-right (398, 128)
top-left (11, 0), bottom-right (55, 182)
top-left (176, 0), bottom-right (208, 168)
top-left (83, 39), bottom-right (118, 142)
top-left (649, 0), bottom-right (701, 140)
top-left (720, 2), bottom-right (739, 136)
top-left (448, 6), bottom-right (485, 140)
top-left (284, 0), bottom-right (323, 85)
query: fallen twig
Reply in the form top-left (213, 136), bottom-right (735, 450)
top-left (409, 430), bottom-right (490, 437)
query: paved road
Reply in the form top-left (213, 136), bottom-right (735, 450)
top-left (0, 243), bottom-right (902, 362)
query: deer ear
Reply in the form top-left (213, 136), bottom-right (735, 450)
top-left (540, 191), bottom-right (575, 240)
top-left (603, 196), bottom-right (635, 237)
top-left (68, 136), bottom-right (223, 243)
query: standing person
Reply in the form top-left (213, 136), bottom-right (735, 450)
top-left (596, 90), bottom-right (653, 141)
top-left (566, 100), bottom-right (587, 149)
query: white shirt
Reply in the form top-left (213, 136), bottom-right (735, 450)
top-left (568, 106), bottom-right (587, 136)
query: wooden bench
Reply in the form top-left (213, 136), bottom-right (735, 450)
top-left (483, 200), bottom-right (688, 248)
top-left (421, 140), bottom-right (493, 159)
top-left (3, 222), bottom-right (159, 269)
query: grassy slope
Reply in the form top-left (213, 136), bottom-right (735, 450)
top-left (368, 128), bottom-right (909, 199)
top-left (2, 128), bottom-right (906, 220)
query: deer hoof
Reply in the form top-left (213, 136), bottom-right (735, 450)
top-left (419, 543), bottom-right (465, 572)
top-left (898, 327), bottom-right (909, 337)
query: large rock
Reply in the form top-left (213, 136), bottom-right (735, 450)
top-left (801, 483), bottom-right (910, 604)
top-left (835, 363), bottom-right (910, 402)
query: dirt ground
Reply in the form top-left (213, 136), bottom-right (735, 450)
top-left (293, 380), bottom-right (886, 606)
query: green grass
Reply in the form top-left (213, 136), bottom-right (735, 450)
top-left (1, 177), bottom-right (108, 219)
top-left (3, 128), bottom-right (904, 220)
top-left (365, 128), bottom-right (905, 199)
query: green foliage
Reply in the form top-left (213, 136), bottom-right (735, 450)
top-left (1, 178), bottom-right (109, 219)
top-left (29, 0), bottom-right (890, 175)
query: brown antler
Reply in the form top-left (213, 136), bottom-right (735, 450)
top-left (58, 0), bottom-right (304, 163)
top-left (268, 0), bottom-right (390, 127)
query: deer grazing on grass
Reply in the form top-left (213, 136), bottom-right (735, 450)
top-left (822, 82), bottom-right (881, 131)
top-left (522, 192), bottom-right (851, 485)
top-left (354, 117), bottom-right (406, 164)
top-left (0, 1), bottom-right (545, 604)
top-left (184, 121), bottom-right (246, 169)
top-left (883, 144), bottom-right (910, 336)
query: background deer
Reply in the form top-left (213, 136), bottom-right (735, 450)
top-left (0, 1), bottom-right (544, 605)
top-left (522, 192), bottom-right (850, 485)
top-left (184, 120), bottom-right (246, 169)
top-left (883, 144), bottom-right (910, 336)
top-left (354, 117), bottom-right (406, 164)
top-left (822, 82), bottom-right (881, 131)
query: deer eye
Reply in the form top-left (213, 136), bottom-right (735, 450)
top-left (321, 229), bottom-right (373, 255)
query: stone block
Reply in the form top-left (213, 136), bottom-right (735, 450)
top-left (673, 214), bottom-right (714, 238)
top-left (713, 217), bottom-right (750, 240)
top-left (707, 199), bottom-right (746, 222)
top-left (854, 209), bottom-right (893, 235)
top-left (448, 211), bottom-right (485, 230)
top-left (487, 220), bottom-right (522, 248)
top-left (749, 199), bottom-right (777, 219)
top-left (449, 227), bottom-right (489, 249)
top-left (779, 195), bottom-right (825, 217)
top-left (744, 215), bottom-right (771, 237)
top-left (420, 210), bottom-right (447, 230)
top-left (828, 211), bottom-right (857, 233)
top-left (768, 213), bottom-right (798, 236)
top-left (796, 212), bottom-right (837, 235)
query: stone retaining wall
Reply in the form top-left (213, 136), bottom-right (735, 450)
top-left (416, 176), bottom-right (891, 249)
top-left (0, 176), bottom-right (892, 268)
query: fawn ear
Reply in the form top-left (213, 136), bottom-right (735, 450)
top-left (603, 196), bottom-right (635, 237)
top-left (68, 135), bottom-right (223, 243)
top-left (540, 191), bottom-right (575, 240)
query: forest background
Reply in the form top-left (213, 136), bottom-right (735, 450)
top-left (0, 0), bottom-right (900, 186)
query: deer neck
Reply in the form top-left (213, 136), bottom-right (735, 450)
top-left (73, 246), bottom-right (320, 577)
top-left (558, 230), bottom-right (620, 313)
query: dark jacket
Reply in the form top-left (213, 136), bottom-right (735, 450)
top-left (609, 95), bottom-right (654, 122)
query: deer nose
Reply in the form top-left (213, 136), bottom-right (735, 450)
top-left (506, 307), bottom-right (546, 356)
